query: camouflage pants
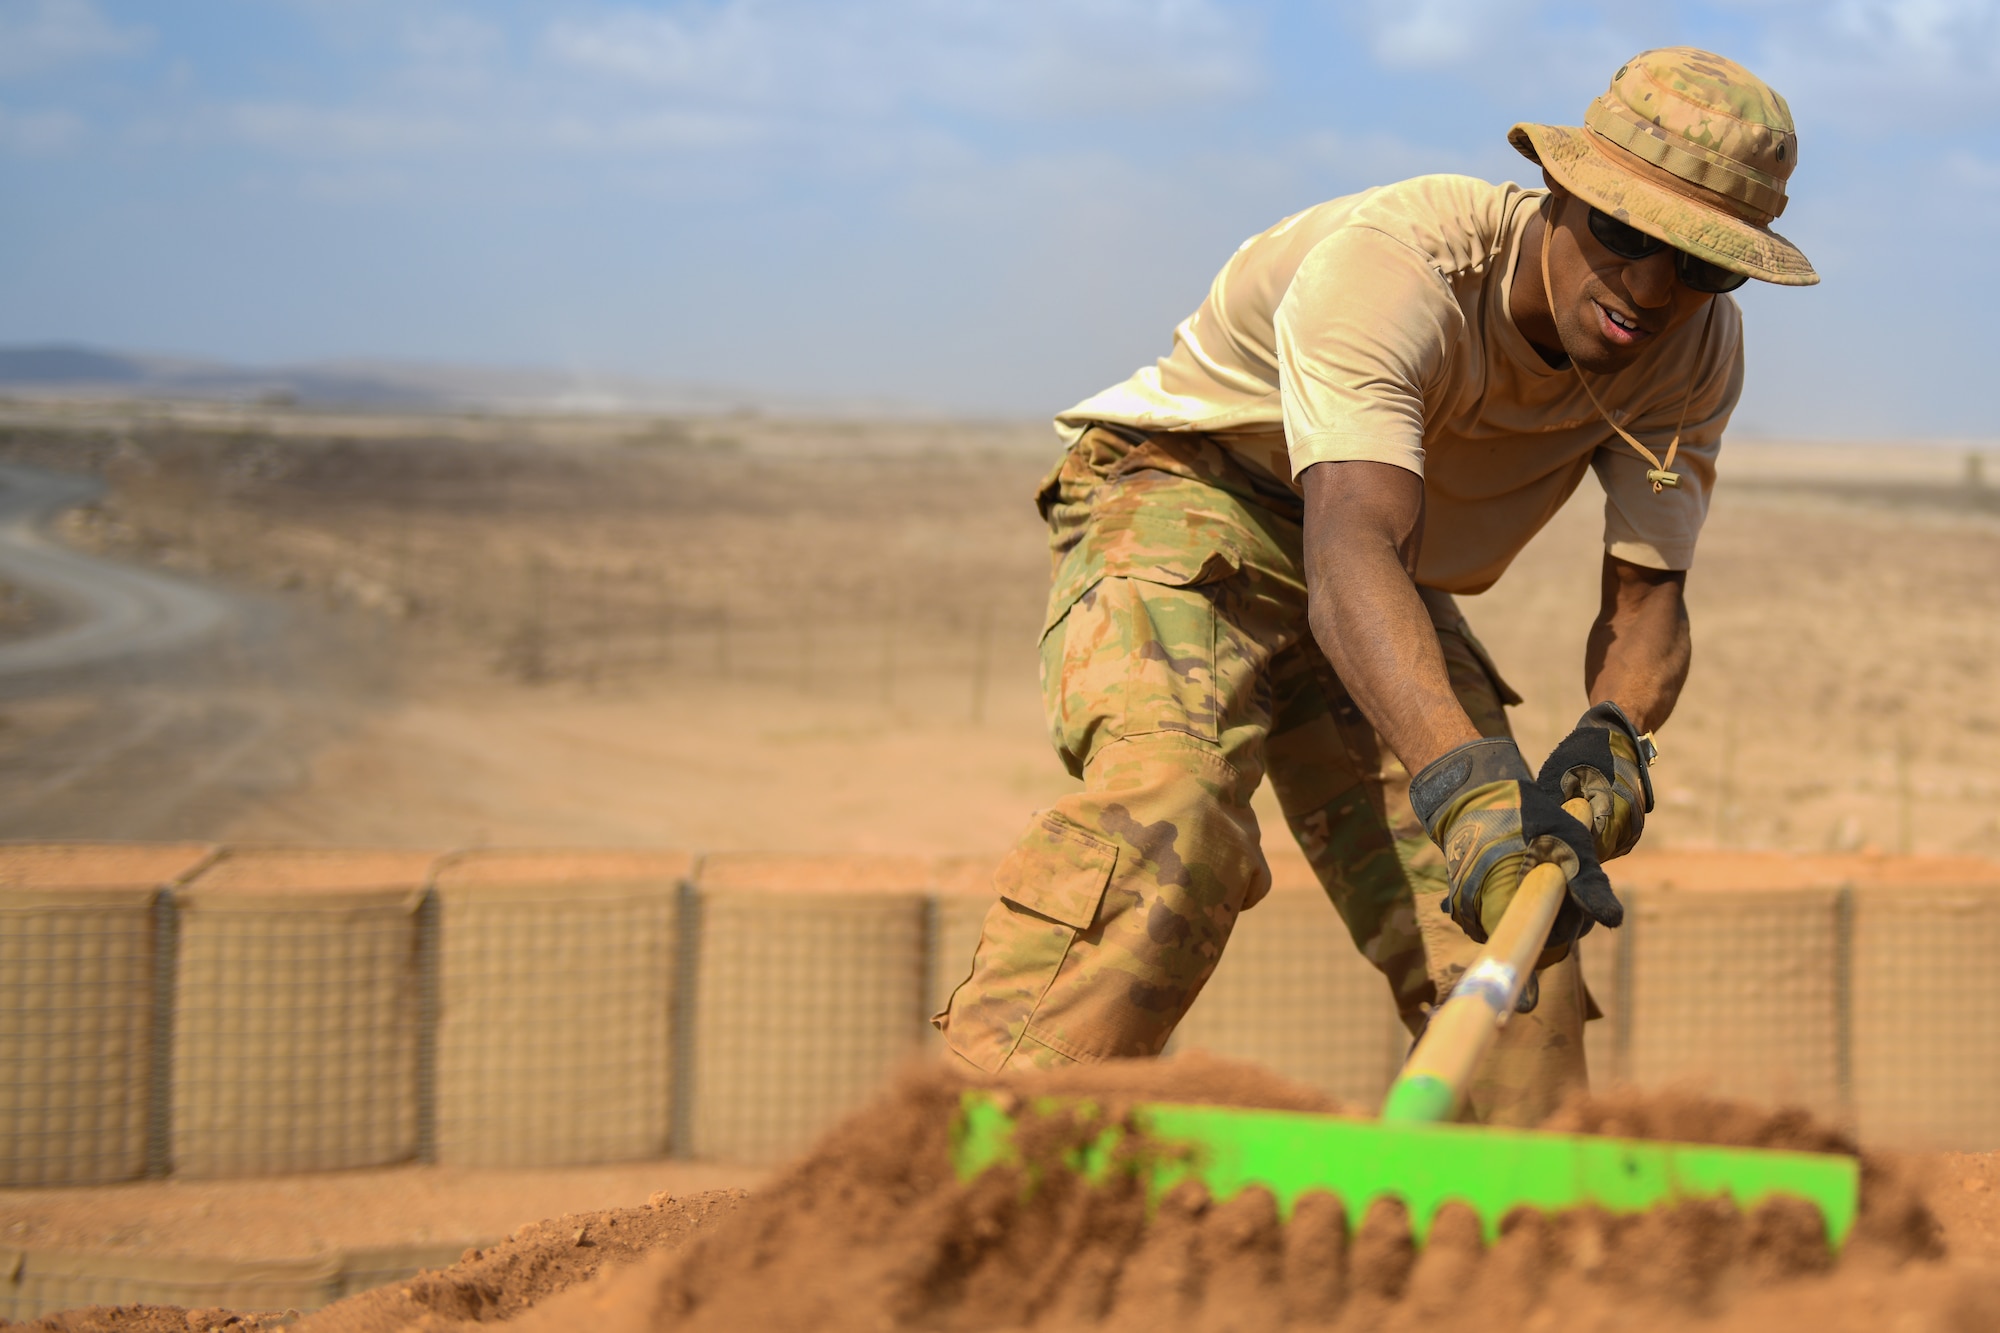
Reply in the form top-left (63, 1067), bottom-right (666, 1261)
top-left (935, 426), bottom-right (1595, 1127)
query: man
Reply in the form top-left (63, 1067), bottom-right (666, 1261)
top-left (936, 48), bottom-right (1813, 1125)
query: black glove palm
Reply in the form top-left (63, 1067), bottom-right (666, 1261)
top-left (1537, 701), bottom-right (1654, 863)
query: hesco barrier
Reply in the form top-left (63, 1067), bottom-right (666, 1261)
top-left (0, 1242), bottom-right (470, 1323)
top-left (0, 1250), bottom-right (342, 1322)
top-left (1170, 850), bottom-right (1406, 1106)
top-left (0, 843), bottom-right (213, 1186)
top-left (431, 849), bottom-right (689, 1167)
top-left (1853, 881), bottom-right (2000, 1149)
top-left (685, 854), bottom-right (931, 1165)
top-left (1623, 882), bottom-right (1846, 1115)
top-left (5, 840), bottom-right (2000, 1198)
top-left (170, 849), bottom-right (431, 1178)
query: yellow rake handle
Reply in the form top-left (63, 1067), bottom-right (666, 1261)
top-left (1381, 796), bottom-right (1593, 1124)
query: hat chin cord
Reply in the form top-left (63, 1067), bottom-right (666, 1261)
top-left (1539, 194), bottom-right (1715, 495)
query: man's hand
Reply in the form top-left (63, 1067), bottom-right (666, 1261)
top-left (1409, 736), bottom-right (1625, 969)
top-left (1539, 700), bottom-right (1654, 862)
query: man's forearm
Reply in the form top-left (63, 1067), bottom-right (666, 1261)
top-left (1584, 555), bottom-right (1691, 734)
top-left (1301, 462), bottom-right (1482, 774)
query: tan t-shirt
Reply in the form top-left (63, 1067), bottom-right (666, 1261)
top-left (1055, 174), bottom-right (1743, 593)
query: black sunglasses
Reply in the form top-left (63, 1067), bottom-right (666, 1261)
top-left (1586, 207), bottom-right (1749, 294)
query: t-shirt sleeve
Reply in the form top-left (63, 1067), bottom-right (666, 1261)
top-left (1275, 226), bottom-right (1462, 481)
top-left (1591, 303), bottom-right (1744, 570)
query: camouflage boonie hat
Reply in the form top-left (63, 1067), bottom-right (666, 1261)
top-left (1510, 47), bottom-right (1816, 287)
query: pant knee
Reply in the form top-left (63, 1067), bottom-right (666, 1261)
top-left (939, 745), bottom-right (1269, 1071)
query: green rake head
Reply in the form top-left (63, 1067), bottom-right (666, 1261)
top-left (950, 1092), bottom-right (1859, 1250)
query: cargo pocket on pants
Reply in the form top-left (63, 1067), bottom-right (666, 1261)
top-left (935, 811), bottom-right (1118, 1072)
top-left (1044, 572), bottom-right (1228, 778)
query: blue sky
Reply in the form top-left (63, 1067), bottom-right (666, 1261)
top-left (2, 1), bottom-right (1997, 436)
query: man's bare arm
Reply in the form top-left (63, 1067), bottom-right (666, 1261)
top-left (1584, 555), bottom-right (1691, 734)
top-left (1300, 460), bottom-right (1481, 774)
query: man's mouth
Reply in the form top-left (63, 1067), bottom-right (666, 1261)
top-left (1595, 300), bottom-right (1650, 347)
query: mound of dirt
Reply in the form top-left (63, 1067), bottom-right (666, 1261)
top-left (13, 1054), bottom-right (2000, 1333)
top-left (504, 1055), bottom-right (1979, 1333)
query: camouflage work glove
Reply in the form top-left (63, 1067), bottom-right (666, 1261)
top-left (1537, 701), bottom-right (1655, 864)
top-left (1409, 737), bottom-right (1625, 974)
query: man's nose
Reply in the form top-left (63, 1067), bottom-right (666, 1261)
top-left (1626, 251), bottom-right (1678, 308)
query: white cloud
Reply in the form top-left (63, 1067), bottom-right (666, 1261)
top-left (1830, 0), bottom-right (1999, 53)
top-left (535, 107), bottom-right (772, 153)
top-left (1345, 0), bottom-right (1638, 109)
top-left (546, 7), bottom-right (737, 85)
top-left (399, 10), bottom-right (503, 64)
top-left (180, 0), bottom-right (1255, 181)
top-left (0, 102), bottom-right (82, 152)
top-left (1794, 0), bottom-right (2000, 118)
top-left (223, 103), bottom-right (473, 156)
top-left (0, 0), bottom-right (146, 79)
top-left (390, 11), bottom-right (506, 96)
top-left (1294, 125), bottom-right (1478, 184)
top-left (543, 0), bottom-right (1254, 119)
top-left (1360, 0), bottom-right (1529, 68)
top-left (1348, 0), bottom-right (2000, 132)
top-left (1945, 147), bottom-right (2000, 187)
top-left (544, 5), bottom-right (780, 105)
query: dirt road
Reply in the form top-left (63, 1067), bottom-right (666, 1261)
top-left (0, 464), bottom-right (233, 678)
top-left (0, 462), bottom-right (386, 841)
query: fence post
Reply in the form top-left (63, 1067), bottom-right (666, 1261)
top-left (414, 887), bottom-right (440, 1164)
top-left (670, 873), bottom-right (705, 1159)
top-left (145, 889), bottom-right (178, 1179)
top-left (1834, 882), bottom-right (1855, 1131)
top-left (919, 894), bottom-right (942, 1039)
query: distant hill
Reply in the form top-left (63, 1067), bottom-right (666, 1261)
top-left (0, 344), bottom-right (773, 414)
top-left (0, 346), bottom-right (156, 385)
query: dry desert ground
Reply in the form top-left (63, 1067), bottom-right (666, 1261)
top-left (0, 398), bottom-right (1994, 864)
top-left (4, 401), bottom-right (2000, 1333)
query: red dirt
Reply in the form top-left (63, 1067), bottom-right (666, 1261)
top-left (3, 1191), bottom-right (749, 1333)
top-left (0, 1161), bottom-right (762, 1263)
top-left (11, 1054), bottom-right (2000, 1333)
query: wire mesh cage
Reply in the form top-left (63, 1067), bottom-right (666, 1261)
top-left (1171, 848), bottom-right (1406, 1106)
top-left (687, 854), bottom-right (930, 1164)
top-left (0, 842), bottom-right (212, 1186)
top-left (0, 1251), bottom-right (343, 1324)
top-left (170, 849), bottom-right (434, 1177)
top-left (432, 848), bottom-right (691, 1167)
top-left (1623, 880), bottom-right (1845, 1120)
top-left (1576, 917), bottom-right (1622, 1089)
top-left (1853, 882), bottom-right (2000, 1149)
top-left (10, 838), bottom-right (2000, 1192)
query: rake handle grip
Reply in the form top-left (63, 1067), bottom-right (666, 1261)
top-left (1380, 796), bottom-right (1593, 1124)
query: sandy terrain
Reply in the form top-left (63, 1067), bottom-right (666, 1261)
top-left (2, 404), bottom-right (1998, 1328)
top-left (0, 1163), bottom-right (763, 1267)
top-left (4, 399), bottom-right (1994, 863)
top-left (8, 1057), bottom-right (2000, 1332)
top-left (0, 401), bottom-right (1058, 851)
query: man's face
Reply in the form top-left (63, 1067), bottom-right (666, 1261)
top-left (1545, 189), bottom-right (1715, 375)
